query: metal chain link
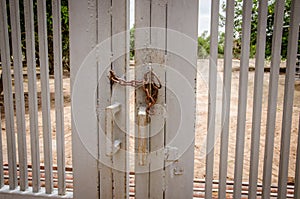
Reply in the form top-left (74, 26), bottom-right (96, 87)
top-left (109, 69), bottom-right (161, 114)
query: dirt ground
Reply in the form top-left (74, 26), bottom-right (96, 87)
top-left (0, 69), bottom-right (72, 166)
top-left (1, 58), bottom-right (299, 187)
top-left (194, 59), bottom-right (300, 186)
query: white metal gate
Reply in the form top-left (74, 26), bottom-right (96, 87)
top-left (0, 0), bottom-right (300, 198)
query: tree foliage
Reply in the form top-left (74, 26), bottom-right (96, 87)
top-left (4, 0), bottom-right (69, 74)
top-left (43, 0), bottom-right (70, 73)
top-left (219, 0), bottom-right (294, 59)
top-left (130, 26), bottom-right (135, 60)
top-left (198, 31), bottom-right (210, 58)
top-left (197, 31), bottom-right (225, 58)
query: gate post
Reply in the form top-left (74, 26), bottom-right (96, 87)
top-left (69, 1), bottom-right (99, 198)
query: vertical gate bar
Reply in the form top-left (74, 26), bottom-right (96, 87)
top-left (218, 0), bottom-right (234, 198)
top-left (248, 0), bottom-right (268, 198)
top-left (9, 0), bottom-right (28, 191)
top-left (98, 0), bottom-right (112, 197)
top-left (37, 0), bottom-right (53, 194)
top-left (261, 0), bottom-right (285, 198)
top-left (205, 0), bottom-right (219, 198)
top-left (24, 0), bottom-right (41, 192)
top-left (233, 0), bottom-right (253, 198)
top-left (125, 0), bottom-right (130, 195)
top-left (149, 1), bottom-right (166, 198)
top-left (52, 0), bottom-right (66, 195)
top-left (0, 0), bottom-right (18, 190)
top-left (134, 0), bottom-right (151, 198)
top-left (97, 0), bottom-right (113, 197)
top-left (165, 0), bottom-right (198, 198)
top-left (111, 0), bottom-right (129, 198)
top-left (70, 0), bottom-right (99, 198)
top-left (0, 107), bottom-right (3, 188)
top-left (295, 114), bottom-right (300, 199)
top-left (277, 0), bottom-right (300, 197)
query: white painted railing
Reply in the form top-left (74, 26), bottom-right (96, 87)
top-left (0, 0), bottom-right (70, 198)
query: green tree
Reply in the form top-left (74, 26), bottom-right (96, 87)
top-left (130, 25), bottom-right (135, 60)
top-left (218, 32), bottom-right (225, 57)
top-left (197, 31), bottom-right (226, 58)
top-left (3, 0), bottom-right (69, 74)
top-left (220, 0), bottom-right (294, 59)
top-left (39, 0), bottom-right (70, 73)
top-left (265, 0), bottom-right (292, 59)
top-left (198, 31), bottom-right (210, 58)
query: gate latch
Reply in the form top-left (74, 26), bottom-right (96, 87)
top-left (109, 69), bottom-right (161, 115)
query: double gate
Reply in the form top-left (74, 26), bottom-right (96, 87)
top-left (0, 0), bottom-right (300, 198)
top-left (70, 0), bottom-right (197, 198)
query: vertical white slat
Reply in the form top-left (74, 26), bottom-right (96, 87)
top-left (295, 114), bottom-right (300, 199)
top-left (134, 1), bottom-right (167, 197)
top-left (37, 0), bottom-right (53, 194)
top-left (70, 0), bottom-right (99, 198)
top-left (218, 0), bottom-right (234, 198)
top-left (24, 0), bottom-right (40, 193)
top-left (134, 1), bottom-right (168, 197)
top-left (149, 1), bottom-right (166, 198)
top-left (52, 0), bottom-right (66, 195)
top-left (205, 0), bottom-right (219, 198)
top-left (125, 0), bottom-right (130, 195)
top-left (0, 0), bottom-right (18, 190)
top-left (97, 0), bottom-right (129, 198)
top-left (84, 1), bottom-right (130, 198)
top-left (233, 0), bottom-right (253, 198)
top-left (248, 0), bottom-right (268, 198)
top-left (111, 0), bottom-right (129, 198)
top-left (134, 0), bottom-right (151, 198)
top-left (261, 0), bottom-right (285, 198)
top-left (0, 107), bottom-right (3, 188)
top-left (165, 0), bottom-right (198, 198)
top-left (9, 0), bottom-right (28, 191)
top-left (97, 0), bottom-right (113, 198)
top-left (277, 0), bottom-right (300, 198)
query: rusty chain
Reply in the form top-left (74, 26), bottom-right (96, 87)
top-left (109, 70), bottom-right (161, 114)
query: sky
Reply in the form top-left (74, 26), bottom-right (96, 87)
top-left (198, 0), bottom-right (212, 35)
top-left (129, 0), bottom-right (215, 36)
